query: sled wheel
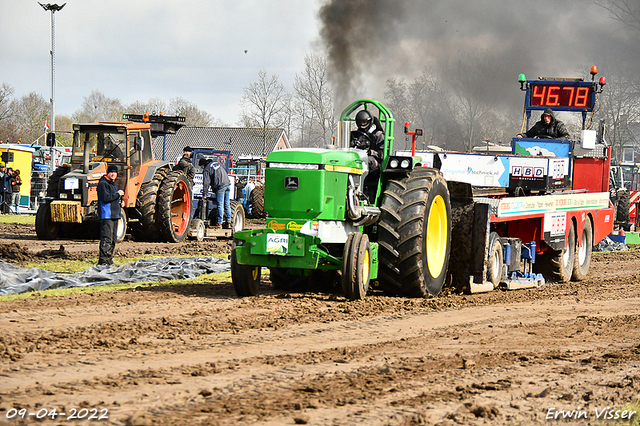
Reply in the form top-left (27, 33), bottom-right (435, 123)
top-left (190, 218), bottom-right (205, 241)
top-left (538, 221), bottom-right (576, 283)
top-left (486, 232), bottom-right (503, 287)
top-left (231, 240), bottom-right (261, 297)
top-left (572, 216), bottom-right (593, 281)
top-left (35, 202), bottom-right (59, 240)
top-left (229, 200), bottom-right (245, 235)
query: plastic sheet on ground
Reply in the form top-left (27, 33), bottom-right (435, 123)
top-left (594, 236), bottom-right (628, 252)
top-left (0, 256), bottom-right (230, 296)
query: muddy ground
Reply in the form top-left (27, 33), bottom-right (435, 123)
top-left (1, 221), bottom-right (640, 425)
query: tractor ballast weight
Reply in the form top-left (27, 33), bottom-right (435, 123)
top-left (231, 99), bottom-right (453, 299)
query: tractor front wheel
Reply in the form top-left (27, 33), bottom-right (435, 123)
top-left (35, 202), bottom-right (59, 240)
top-left (116, 207), bottom-right (127, 243)
top-left (231, 241), bottom-right (261, 297)
top-left (341, 233), bottom-right (371, 300)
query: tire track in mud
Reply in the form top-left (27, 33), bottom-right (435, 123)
top-left (2, 298), bottom-right (640, 425)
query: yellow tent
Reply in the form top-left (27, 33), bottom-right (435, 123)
top-left (0, 144), bottom-right (35, 210)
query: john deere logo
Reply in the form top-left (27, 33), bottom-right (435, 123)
top-left (285, 176), bottom-right (299, 190)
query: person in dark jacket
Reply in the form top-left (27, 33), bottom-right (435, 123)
top-left (173, 146), bottom-right (197, 181)
top-left (10, 169), bottom-right (22, 214)
top-left (97, 164), bottom-right (124, 265)
top-left (517, 108), bottom-right (570, 139)
top-left (350, 109), bottom-right (385, 179)
top-left (199, 158), bottom-right (232, 229)
top-left (2, 168), bottom-right (14, 214)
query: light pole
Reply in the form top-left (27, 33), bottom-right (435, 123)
top-left (39, 2), bottom-right (65, 141)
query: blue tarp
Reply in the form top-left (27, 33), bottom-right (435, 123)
top-left (0, 256), bottom-right (230, 296)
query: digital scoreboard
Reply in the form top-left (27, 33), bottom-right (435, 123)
top-left (527, 81), bottom-right (596, 111)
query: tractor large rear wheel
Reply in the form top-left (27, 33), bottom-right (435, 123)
top-left (131, 168), bottom-right (169, 241)
top-left (35, 202), bottom-right (59, 240)
top-left (616, 190), bottom-right (630, 223)
top-left (378, 167), bottom-right (452, 297)
top-left (157, 170), bottom-right (192, 243)
top-left (249, 183), bottom-right (266, 218)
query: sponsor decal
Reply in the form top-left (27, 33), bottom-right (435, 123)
top-left (267, 233), bottom-right (288, 254)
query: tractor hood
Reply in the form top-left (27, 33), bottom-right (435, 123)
top-left (264, 148), bottom-right (367, 221)
top-left (266, 148), bottom-right (365, 170)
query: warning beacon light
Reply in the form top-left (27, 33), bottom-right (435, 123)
top-left (518, 73), bottom-right (527, 91)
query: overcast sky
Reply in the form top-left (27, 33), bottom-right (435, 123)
top-left (0, 0), bottom-right (322, 125)
top-left (1, 0), bottom-right (636, 131)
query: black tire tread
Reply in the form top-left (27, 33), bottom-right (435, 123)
top-left (157, 170), bottom-right (192, 243)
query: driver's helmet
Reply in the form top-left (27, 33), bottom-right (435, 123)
top-left (355, 110), bottom-right (372, 131)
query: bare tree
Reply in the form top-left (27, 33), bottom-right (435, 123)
top-left (124, 97), bottom-right (168, 117)
top-left (169, 97), bottom-right (219, 127)
top-left (73, 90), bottom-right (123, 123)
top-left (385, 70), bottom-right (465, 151)
top-left (240, 70), bottom-right (290, 156)
top-left (442, 52), bottom-right (497, 152)
top-left (11, 92), bottom-right (49, 144)
top-left (0, 83), bottom-right (14, 123)
top-left (594, 0), bottom-right (640, 32)
top-left (54, 114), bottom-right (73, 146)
top-left (293, 53), bottom-right (335, 147)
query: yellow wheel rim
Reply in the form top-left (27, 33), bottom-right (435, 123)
top-left (426, 194), bottom-right (448, 278)
top-left (251, 267), bottom-right (259, 280)
top-left (362, 248), bottom-right (370, 284)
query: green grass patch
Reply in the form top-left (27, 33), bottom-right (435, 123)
top-left (0, 214), bottom-right (35, 225)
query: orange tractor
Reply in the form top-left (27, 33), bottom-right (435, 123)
top-left (35, 114), bottom-right (193, 243)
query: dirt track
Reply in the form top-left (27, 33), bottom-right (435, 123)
top-left (1, 222), bottom-right (640, 425)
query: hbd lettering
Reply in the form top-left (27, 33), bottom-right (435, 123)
top-left (546, 406), bottom-right (637, 420)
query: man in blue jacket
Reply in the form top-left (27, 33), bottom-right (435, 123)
top-left (97, 164), bottom-right (124, 265)
top-left (199, 157), bottom-right (232, 229)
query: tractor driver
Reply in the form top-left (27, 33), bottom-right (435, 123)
top-left (350, 109), bottom-right (384, 180)
top-left (517, 108), bottom-right (569, 139)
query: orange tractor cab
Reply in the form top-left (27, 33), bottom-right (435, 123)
top-left (35, 113), bottom-right (193, 243)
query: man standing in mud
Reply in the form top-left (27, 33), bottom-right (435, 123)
top-left (97, 164), bottom-right (124, 266)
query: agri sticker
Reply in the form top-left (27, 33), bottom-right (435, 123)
top-left (267, 233), bottom-right (289, 255)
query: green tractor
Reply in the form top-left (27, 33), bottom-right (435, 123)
top-left (231, 99), bottom-right (451, 300)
